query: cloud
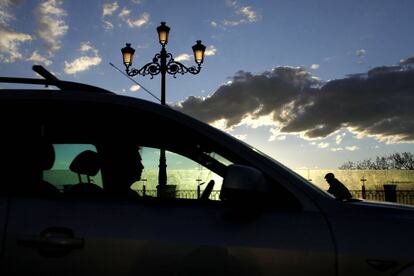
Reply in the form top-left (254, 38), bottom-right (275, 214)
top-left (0, 0), bottom-right (32, 63)
top-left (0, 0), bottom-right (21, 26)
top-left (205, 45), bottom-right (217, 56)
top-left (233, 134), bottom-right (247, 141)
top-left (210, 21), bottom-right (218, 27)
top-left (118, 7), bottom-right (130, 19)
top-left (101, 2), bottom-right (119, 30)
top-left (268, 127), bottom-right (288, 142)
top-left (225, 0), bottom-right (238, 7)
top-left (175, 53), bottom-right (191, 62)
top-left (356, 49), bottom-right (367, 58)
top-left (356, 49), bottom-right (367, 64)
top-left (345, 146), bottom-right (359, 151)
top-left (79, 41), bottom-right (94, 52)
top-left (0, 27), bottom-right (32, 62)
top-left (64, 42), bottom-right (101, 74)
top-left (213, 1), bottom-right (260, 28)
top-left (171, 47), bottom-right (216, 64)
top-left (64, 56), bottom-right (101, 75)
top-left (177, 67), bottom-right (318, 128)
top-left (27, 50), bottom-right (52, 65)
top-left (129, 84), bottom-right (140, 92)
top-left (223, 19), bottom-right (242, 26)
top-left (102, 20), bottom-right (114, 30)
top-left (268, 127), bottom-right (287, 141)
top-left (104, 3), bottom-right (149, 29)
top-left (102, 1), bottom-right (118, 17)
top-left (35, 0), bottom-right (68, 56)
top-left (400, 57), bottom-right (414, 65)
top-left (335, 133), bottom-right (346, 145)
top-left (239, 114), bottom-right (275, 130)
top-left (238, 6), bottom-right (259, 22)
top-left (318, 142), bottom-right (329, 149)
top-left (176, 57), bottom-right (414, 143)
top-left (310, 64), bottom-right (320, 70)
top-left (126, 12), bottom-right (150, 28)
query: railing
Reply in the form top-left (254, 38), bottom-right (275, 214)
top-left (349, 190), bottom-right (414, 205)
top-left (136, 189), bottom-right (221, 200)
top-left (136, 189), bottom-right (414, 205)
top-left (177, 190), bottom-right (221, 200)
top-left (350, 190), bottom-right (386, 201)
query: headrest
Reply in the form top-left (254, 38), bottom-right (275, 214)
top-left (70, 150), bottom-right (100, 177)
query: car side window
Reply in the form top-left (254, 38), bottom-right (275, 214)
top-left (44, 144), bottom-right (103, 192)
top-left (130, 147), bottom-right (227, 201)
top-left (26, 102), bottom-right (301, 210)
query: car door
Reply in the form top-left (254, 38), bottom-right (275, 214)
top-left (0, 117), bottom-right (48, 266)
top-left (1, 145), bottom-right (335, 275)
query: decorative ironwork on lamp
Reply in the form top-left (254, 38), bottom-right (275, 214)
top-left (121, 23), bottom-right (206, 80)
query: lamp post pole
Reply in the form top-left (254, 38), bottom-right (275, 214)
top-left (159, 46), bottom-right (167, 187)
top-left (121, 22), bottom-right (206, 192)
top-left (160, 46), bottom-right (167, 105)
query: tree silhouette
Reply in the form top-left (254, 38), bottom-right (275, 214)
top-left (339, 152), bottom-right (414, 170)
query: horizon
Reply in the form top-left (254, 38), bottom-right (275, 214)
top-left (1, 0), bottom-right (414, 169)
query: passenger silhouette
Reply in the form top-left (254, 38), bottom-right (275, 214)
top-left (101, 144), bottom-right (144, 199)
top-left (1, 140), bottom-right (59, 197)
top-left (325, 173), bottom-right (352, 201)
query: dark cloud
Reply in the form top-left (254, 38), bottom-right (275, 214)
top-left (367, 65), bottom-right (400, 76)
top-left (178, 68), bottom-right (318, 127)
top-left (400, 57), bottom-right (414, 65)
top-left (176, 57), bottom-right (414, 143)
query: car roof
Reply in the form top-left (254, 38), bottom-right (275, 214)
top-left (0, 66), bottom-right (249, 158)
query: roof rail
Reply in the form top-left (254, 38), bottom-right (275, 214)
top-left (33, 65), bottom-right (59, 81)
top-left (0, 65), bottom-right (113, 94)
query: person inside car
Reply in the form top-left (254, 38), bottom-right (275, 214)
top-left (1, 140), bottom-right (59, 197)
top-left (100, 144), bottom-right (144, 199)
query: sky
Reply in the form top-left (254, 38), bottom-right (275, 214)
top-left (1, 0), bottom-right (414, 169)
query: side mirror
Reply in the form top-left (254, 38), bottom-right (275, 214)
top-left (220, 164), bottom-right (266, 202)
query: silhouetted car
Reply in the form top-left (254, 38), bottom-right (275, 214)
top-left (0, 66), bottom-right (413, 276)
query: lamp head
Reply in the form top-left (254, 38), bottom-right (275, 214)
top-left (157, 22), bottom-right (170, 46)
top-left (121, 43), bottom-right (135, 67)
top-left (192, 40), bottom-right (206, 65)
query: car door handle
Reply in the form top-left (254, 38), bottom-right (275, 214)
top-left (18, 236), bottom-right (84, 249)
top-left (18, 227), bottom-right (84, 250)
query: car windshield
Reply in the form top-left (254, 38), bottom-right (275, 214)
top-left (240, 140), bottom-right (329, 193)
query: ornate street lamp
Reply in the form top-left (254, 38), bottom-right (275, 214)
top-left (121, 22), bottom-right (206, 195)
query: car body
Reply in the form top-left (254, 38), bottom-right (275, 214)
top-left (0, 69), bottom-right (413, 275)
